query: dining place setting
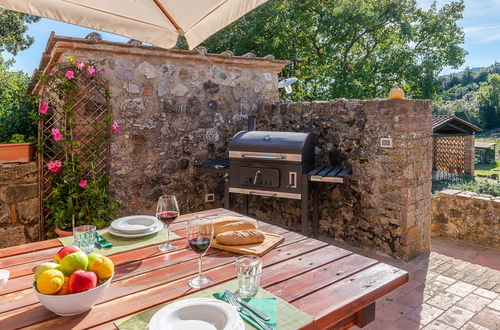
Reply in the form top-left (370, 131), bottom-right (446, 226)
top-left (31, 194), bottom-right (310, 329)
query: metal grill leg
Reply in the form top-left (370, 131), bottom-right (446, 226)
top-left (242, 195), bottom-right (248, 215)
top-left (224, 172), bottom-right (229, 210)
top-left (301, 175), bottom-right (309, 235)
top-left (313, 182), bottom-right (319, 237)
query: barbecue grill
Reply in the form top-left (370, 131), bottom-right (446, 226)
top-left (197, 117), bottom-right (351, 236)
top-left (228, 130), bottom-right (315, 199)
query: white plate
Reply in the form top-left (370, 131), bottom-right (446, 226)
top-left (108, 223), bottom-right (163, 238)
top-left (111, 215), bottom-right (160, 234)
top-left (148, 298), bottom-right (244, 330)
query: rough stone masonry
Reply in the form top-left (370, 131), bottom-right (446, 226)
top-left (29, 35), bottom-right (433, 260)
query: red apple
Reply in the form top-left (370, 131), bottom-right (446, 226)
top-left (54, 245), bottom-right (81, 264)
top-left (68, 270), bottom-right (97, 294)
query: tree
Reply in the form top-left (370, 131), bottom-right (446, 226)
top-left (477, 74), bottom-right (500, 129)
top-left (202, 0), bottom-right (466, 100)
top-left (0, 59), bottom-right (36, 142)
top-left (0, 8), bottom-right (40, 55)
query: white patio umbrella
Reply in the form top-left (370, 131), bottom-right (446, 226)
top-left (0, 0), bottom-right (270, 49)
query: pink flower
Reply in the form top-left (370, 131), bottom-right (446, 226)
top-left (112, 120), bottom-right (120, 132)
top-left (78, 179), bottom-right (87, 188)
top-left (51, 128), bottom-right (63, 141)
top-left (87, 65), bottom-right (96, 76)
top-left (50, 67), bottom-right (58, 75)
top-left (99, 68), bottom-right (106, 74)
top-left (47, 160), bottom-right (62, 173)
top-left (71, 177), bottom-right (76, 180)
top-left (76, 62), bottom-right (85, 70)
top-left (65, 71), bottom-right (75, 79)
top-left (39, 102), bottom-right (49, 114)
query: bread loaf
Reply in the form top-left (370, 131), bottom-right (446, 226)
top-left (199, 216), bottom-right (258, 236)
top-left (215, 230), bottom-right (265, 246)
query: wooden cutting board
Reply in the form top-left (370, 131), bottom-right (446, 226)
top-left (211, 232), bottom-right (285, 256)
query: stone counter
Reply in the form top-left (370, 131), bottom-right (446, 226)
top-left (432, 189), bottom-right (500, 249)
top-left (0, 162), bottom-right (40, 248)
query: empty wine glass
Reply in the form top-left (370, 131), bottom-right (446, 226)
top-left (156, 195), bottom-right (179, 252)
top-left (187, 217), bottom-right (214, 289)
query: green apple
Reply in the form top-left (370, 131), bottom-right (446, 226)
top-left (59, 251), bottom-right (88, 276)
top-left (34, 262), bottom-right (60, 281)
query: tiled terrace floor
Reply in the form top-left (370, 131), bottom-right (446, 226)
top-left (336, 237), bottom-right (500, 330)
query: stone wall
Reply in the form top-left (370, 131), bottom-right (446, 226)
top-left (29, 36), bottom-right (433, 260)
top-left (432, 189), bottom-right (500, 249)
top-left (0, 162), bottom-right (40, 248)
top-left (252, 100), bottom-right (433, 260)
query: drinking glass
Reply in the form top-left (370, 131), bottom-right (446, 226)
top-left (236, 255), bottom-right (262, 297)
top-left (73, 225), bottom-right (96, 254)
top-left (156, 195), bottom-right (179, 252)
top-left (187, 217), bottom-right (214, 289)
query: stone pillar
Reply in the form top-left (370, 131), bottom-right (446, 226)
top-left (0, 162), bottom-right (40, 248)
top-left (464, 134), bottom-right (475, 175)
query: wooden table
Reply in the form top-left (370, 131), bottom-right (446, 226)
top-left (0, 208), bottom-right (408, 329)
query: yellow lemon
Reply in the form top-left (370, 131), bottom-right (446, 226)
top-left (89, 256), bottom-right (114, 281)
top-left (36, 269), bottom-right (65, 295)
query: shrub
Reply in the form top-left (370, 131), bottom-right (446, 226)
top-left (447, 178), bottom-right (500, 197)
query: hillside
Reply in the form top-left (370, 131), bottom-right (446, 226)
top-left (433, 63), bottom-right (500, 130)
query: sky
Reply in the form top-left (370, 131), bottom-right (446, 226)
top-left (2, 0), bottom-right (500, 76)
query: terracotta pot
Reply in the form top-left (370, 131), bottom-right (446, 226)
top-left (55, 227), bottom-right (73, 237)
top-left (0, 143), bottom-right (35, 164)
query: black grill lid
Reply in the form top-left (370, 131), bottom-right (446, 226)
top-left (229, 131), bottom-right (315, 160)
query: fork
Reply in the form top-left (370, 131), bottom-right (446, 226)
top-left (225, 292), bottom-right (273, 330)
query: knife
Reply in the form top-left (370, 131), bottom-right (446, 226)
top-left (224, 290), bottom-right (271, 321)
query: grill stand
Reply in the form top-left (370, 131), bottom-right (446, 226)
top-left (198, 160), bottom-right (350, 237)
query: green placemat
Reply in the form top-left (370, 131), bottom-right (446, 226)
top-left (114, 279), bottom-right (313, 330)
top-left (57, 228), bottom-right (179, 256)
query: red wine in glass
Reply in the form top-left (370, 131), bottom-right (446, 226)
top-left (188, 237), bottom-right (211, 254)
top-left (156, 195), bottom-right (179, 252)
top-left (157, 211), bottom-right (178, 226)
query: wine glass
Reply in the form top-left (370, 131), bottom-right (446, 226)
top-left (156, 195), bottom-right (179, 252)
top-left (187, 217), bottom-right (214, 289)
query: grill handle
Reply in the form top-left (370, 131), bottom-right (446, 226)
top-left (241, 154), bottom-right (284, 159)
top-left (249, 191), bottom-right (277, 197)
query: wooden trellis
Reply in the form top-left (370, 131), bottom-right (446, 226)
top-left (38, 65), bottom-right (111, 237)
top-left (433, 135), bottom-right (467, 174)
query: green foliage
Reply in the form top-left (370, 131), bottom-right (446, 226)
top-left (446, 178), bottom-right (500, 197)
top-left (0, 9), bottom-right (40, 55)
top-left (0, 59), bottom-right (37, 143)
top-left (39, 58), bottom-right (120, 235)
top-left (202, 0), bottom-right (466, 100)
top-left (434, 63), bottom-right (500, 129)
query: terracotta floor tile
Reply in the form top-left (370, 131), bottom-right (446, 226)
top-left (389, 317), bottom-right (420, 330)
top-left (488, 296), bottom-right (500, 311)
top-left (457, 294), bottom-right (492, 312)
top-left (421, 320), bottom-right (457, 330)
top-left (434, 275), bottom-right (456, 285)
top-left (474, 287), bottom-right (498, 300)
top-left (471, 307), bottom-right (500, 329)
top-left (426, 292), bottom-right (462, 310)
top-left (462, 321), bottom-right (492, 330)
top-left (445, 281), bottom-right (477, 297)
top-left (424, 279), bottom-right (450, 296)
top-left (437, 305), bottom-right (475, 328)
top-left (406, 303), bottom-right (444, 325)
top-left (377, 301), bottom-right (414, 322)
top-left (397, 286), bottom-right (427, 308)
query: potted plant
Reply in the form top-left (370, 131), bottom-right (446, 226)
top-left (0, 95), bottom-right (37, 163)
top-left (37, 58), bottom-right (120, 237)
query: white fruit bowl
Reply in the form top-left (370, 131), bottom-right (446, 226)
top-left (34, 276), bottom-right (113, 316)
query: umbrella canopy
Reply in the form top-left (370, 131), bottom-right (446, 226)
top-left (0, 0), bottom-right (270, 49)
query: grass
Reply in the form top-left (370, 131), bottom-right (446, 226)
top-left (475, 161), bottom-right (500, 176)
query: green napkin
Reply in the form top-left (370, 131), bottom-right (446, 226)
top-left (59, 228), bottom-right (179, 256)
top-left (95, 231), bottom-right (112, 248)
top-left (213, 293), bottom-right (277, 330)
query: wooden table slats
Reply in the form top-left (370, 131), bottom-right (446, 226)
top-left (0, 208), bottom-right (408, 329)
